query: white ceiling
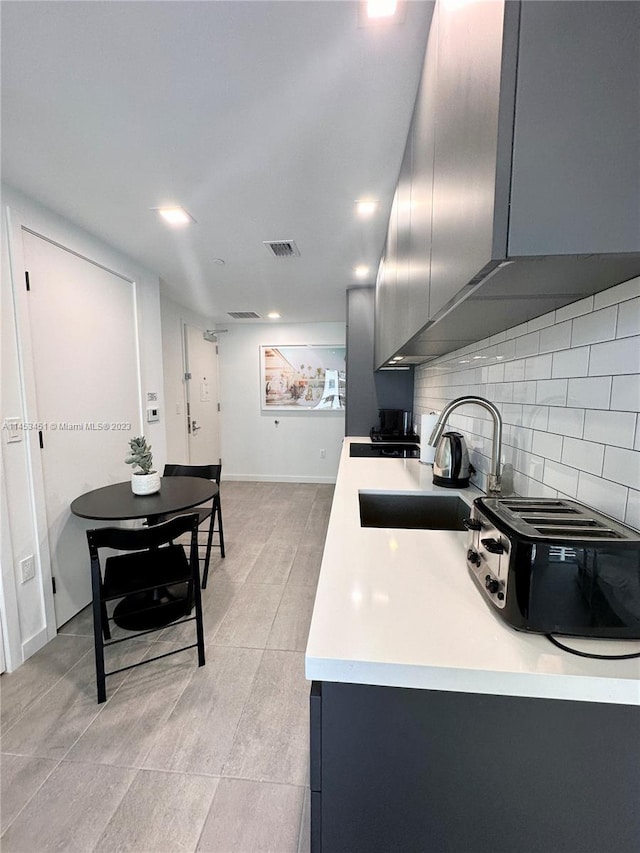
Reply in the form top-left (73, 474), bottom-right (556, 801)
top-left (1, 0), bottom-right (433, 325)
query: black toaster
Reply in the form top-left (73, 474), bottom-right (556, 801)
top-left (465, 497), bottom-right (640, 639)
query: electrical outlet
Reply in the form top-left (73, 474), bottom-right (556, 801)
top-left (20, 555), bottom-right (35, 583)
top-left (320, 449), bottom-right (326, 459)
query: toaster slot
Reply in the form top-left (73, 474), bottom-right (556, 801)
top-left (501, 502), bottom-right (579, 515)
top-left (530, 525), bottom-right (625, 539)
top-left (520, 515), bottom-right (601, 527)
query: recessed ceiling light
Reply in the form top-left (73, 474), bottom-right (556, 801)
top-left (367, 0), bottom-right (397, 18)
top-left (356, 199), bottom-right (378, 217)
top-left (391, 356), bottom-right (404, 361)
top-left (359, 0), bottom-right (406, 25)
top-left (354, 265), bottom-right (370, 279)
top-left (155, 206), bottom-right (195, 226)
top-left (267, 312), bottom-right (281, 320)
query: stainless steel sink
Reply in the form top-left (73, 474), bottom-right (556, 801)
top-left (359, 492), bottom-right (470, 531)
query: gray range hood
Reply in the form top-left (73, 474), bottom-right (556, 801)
top-left (400, 254), bottom-right (640, 361)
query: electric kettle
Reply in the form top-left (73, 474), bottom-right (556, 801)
top-left (432, 431), bottom-right (470, 488)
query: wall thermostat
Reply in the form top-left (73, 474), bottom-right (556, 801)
top-left (146, 407), bottom-right (160, 423)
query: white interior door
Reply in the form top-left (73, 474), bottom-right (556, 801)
top-left (23, 231), bottom-right (141, 627)
top-left (184, 325), bottom-right (220, 465)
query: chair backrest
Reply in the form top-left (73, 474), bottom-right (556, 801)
top-left (87, 513), bottom-right (200, 556)
top-left (163, 463), bottom-right (221, 485)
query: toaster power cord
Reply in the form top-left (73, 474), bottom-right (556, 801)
top-left (546, 634), bottom-right (640, 660)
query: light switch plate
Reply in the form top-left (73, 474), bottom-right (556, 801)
top-left (3, 418), bottom-right (22, 443)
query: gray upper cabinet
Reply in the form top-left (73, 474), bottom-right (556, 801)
top-left (407, 7), bottom-right (437, 341)
top-left (374, 191), bottom-right (398, 367)
top-left (374, 0), bottom-right (640, 367)
top-left (396, 135), bottom-right (413, 347)
top-left (508, 0), bottom-right (640, 256)
top-left (429, 0), bottom-right (514, 321)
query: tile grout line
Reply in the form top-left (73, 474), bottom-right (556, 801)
top-left (0, 753), bottom-right (64, 838)
top-left (1, 644), bottom-right (94, 738)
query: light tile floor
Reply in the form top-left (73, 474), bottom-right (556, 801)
top-left (1, 481), bottom-right (333, 853)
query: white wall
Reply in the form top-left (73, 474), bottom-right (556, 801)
top-left (0, 183), bottom-right (167, 669)
top-left (414, 276), bottom-right (640, 530)
top-left (219, 323), bottom-right (345, 482)
top-left (160, 294), bottom-right (216, 464)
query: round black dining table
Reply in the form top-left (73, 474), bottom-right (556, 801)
top-left (70, 476), bottom-right (218, 525)
top-left (71, 476), bottom-right (218, 631)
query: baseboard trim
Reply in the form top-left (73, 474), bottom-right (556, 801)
top-left (223, 474), bottom-right (337, 484)
top-left (22, 626), bottom-right (51, 663)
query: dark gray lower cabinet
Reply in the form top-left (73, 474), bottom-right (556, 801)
top-left (310, 681), bottom-right (640, 853)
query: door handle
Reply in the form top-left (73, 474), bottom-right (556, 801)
top-left (191, 419), bottom-right (201, 433)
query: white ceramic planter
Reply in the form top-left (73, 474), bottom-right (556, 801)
top-left (131, 470), bottom-right (161, 495)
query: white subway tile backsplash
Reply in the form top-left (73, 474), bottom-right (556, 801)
top-left (588, 336), bottom-right (640, 376)
top-left (511, 448), bottom-right (545, 481)
top-left (504, 359), bottom-right (525, 381)
top-left (521, 404), bottom-right (549, 431)
top-left (535, 378), bottom-right (568, 406)
top-left (496, 339), bottom-right (516, 360)
top-left (615, 296), bottom-right (640, 339)
top-left (593, 275), bottom-right (640, 309)
top-left (547, 406), bottom-right (585, 438)
top-left (566, 376), bottom-right (612, 409)
top-left (527, 311), bottom-right (556, 333)
top-left (583, 409), bottom-right (636, 449)
top-left (532, 431), bottom-right (563, 462)
top-left (413, 281), bottom-right (640, 525)
top-left (505, 321), bottom-right (529, 340)
top-left (515, 331), bottom-right (540, 358)
top-left (512, 380), bottom-right (537, 404)
top-left (555, 296), bottom-right (593, 322)
top-left (561, 437), bottom-right (604, 476)
top-left (551, 346), bottom-right (589, 379)
top-left (502, 403), bottom-right (523, 425)
top-left (543, 460), bottom-right (579, 496)
top-left (610, 374), bottom-right (640, 412)
top-left (487, 362), bottom-right (505, 383)
top-left (625, 489), bottom-right (640, 531)
top-left (571, 305), bottom-right (617, 347)
top-left (493, 383), bottom-right (513, 403)
top-left (524, 354), bottom-right (553, 381)
top-left (539, 321), bottom-right (571, 354)
top-left (511, 471), bottom-right (557, 500)
top-left (505, 424), bottom-right (533, 453)
top-left (577, 472), bottom-right (628, 523)
top-left (603, 446), bottom-right (640, 491)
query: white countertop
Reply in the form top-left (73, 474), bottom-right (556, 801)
top-left (304, 438), bottom-right (640, 706)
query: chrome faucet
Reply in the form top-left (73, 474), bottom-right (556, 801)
top-left (428, 396), bottom-right (503, 495)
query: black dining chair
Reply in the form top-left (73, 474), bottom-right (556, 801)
top-left (86, 513), bottom-right (205, 703)
top-left (160, 463), bottom-right (225, 589)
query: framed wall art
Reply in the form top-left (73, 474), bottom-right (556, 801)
top-left (260, 345), bottom-right (346, 411)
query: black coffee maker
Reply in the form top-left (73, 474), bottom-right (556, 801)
top-left (370, 409), bottom-right (419, 442)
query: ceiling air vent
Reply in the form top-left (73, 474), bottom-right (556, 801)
top-left (263, 240), bottom-right (300, 258)
top-left (228, 311), bottom-right (262, 319)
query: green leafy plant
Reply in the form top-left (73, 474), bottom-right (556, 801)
top-left (125, 435), bottom-right (155, 474)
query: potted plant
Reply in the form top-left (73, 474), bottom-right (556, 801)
top-left (125, 436), bottom-right (161, 495)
